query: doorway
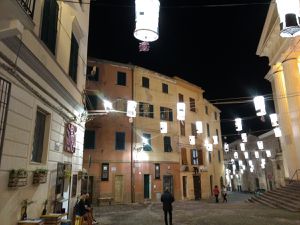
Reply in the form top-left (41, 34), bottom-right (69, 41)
top-left (182, 176), bottom-right (187, 198)
top-left (255, 178), bottom-right (260, 189)
top-left (114, 175), bottom-right (124, 203)
top-left (81, 176), bottom-right (94, 201)
top-left (193, 175), bottom-right (201, 200)
top-left (163, 175), bottom-right (174, 194)
top-left (144, 174), bottom-right (150, 199)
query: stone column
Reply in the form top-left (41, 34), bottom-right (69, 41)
top-left (268, 66), bottom-right (298, 178)
top-left (281, 58), bottom-right (300, 177)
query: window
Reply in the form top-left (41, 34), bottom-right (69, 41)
top-left (139, 102), bottom-right (154, 118)
top-left (69, 33), bottom-right (79, 83)
top-left (86, 65), bottom-right (99, 81)
top-left (162, 83), bottom-right (168, 93)
top-left (72, 175), bottom-right (78, 197)
top-left (142, 77), bottom-right (149, 88)
top-left (190, 98), bottom-right (196, 112)
top-left (181, 148), bottom-right (188, 165)
top-left (214, 111), bottom-right (218, 120)
top-left (164, 136), bottom-right (172, 152)
top-left (191, 149), bottom-right (198, 165)
top-left (209, 152), bottom-right (212, 163)
top-left (191, 123), bottom-right (197, 137)
top-left (115, 132), bottom-right (125, 150)
top-left (117, 71), bottom-right (126, 86)
top-left (101, 163), bottom-right (109, 181)
top-left (180, 121), bottom-right (185, 136)
top-left (84, 130), bottom-right (95, 149)
top-left (206, 123), bottom-right (210, 137)
top-left (218, 150), bottom-right (221, 163)
top-left (178, 94), bottom-right (184, 102)
top-left (0, 78), bottom-right (11, 165)
top-left (86, 95), bottom-right (98, 110)
top-left (198, 149), bottom-right (204, 165)
top-left (32, 108), bottom-right (49, 163)
top-left (155, 163), bottom-right (160, 179)
top-left (160, 107), bottom-right (173, 121)
top-left (205, 106), bottom-right (208, 115)
top-left (143, 133), bottom-right (152, 151)
top-left (216, 129), bottom-right (219, 141)
top-left (41, 0), bottom-right (58, 54)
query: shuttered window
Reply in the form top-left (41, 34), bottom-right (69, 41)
top-left (189, 98), bottom-right (195, 112)
top-left (86, 95), bottom-right (98, 110)
top-left (164, 136), bottom-right (172, 152)
top-left (198, 149), bottom-right (204, 165)
top-left (86, 65), bottom-right (99, 81)
top-left (41, 0), bottom-right (58, 54)
top-left (180, 121), bottom-right (185, 136)
top-left (191, 149), bottom-right (198, 165)
top-left (84, 130), bottom-right (95, 149)
top-left (162, 83), bottom-right (168, 93)
top-left (115, 132), bottom-right (125, 150)
top-left (142, 77), bottom-right (149, 88)
top-left (178, 94), bottom-right (184, 102)
top-left (117, 72), bottom-right (126, 86)
top-left (69, 33), bottom-right (79, 83)
top-left (181, 148), bottom-right (188, 165)
top-left (32, 109), bottom-right (47, 163)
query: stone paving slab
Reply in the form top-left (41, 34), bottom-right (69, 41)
top-left (93, 192), bottom-right (300, 225)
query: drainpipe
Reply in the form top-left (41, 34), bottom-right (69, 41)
top-left (131, 66), bottom-right (135, 203)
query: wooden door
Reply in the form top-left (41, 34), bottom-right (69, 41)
top-left (193, 175), bottom-right (201, 200)
top-left (114, 175), bottom-right (124, 203)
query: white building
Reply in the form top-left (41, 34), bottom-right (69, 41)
top-left (0, 1), bottom-right (90, 224)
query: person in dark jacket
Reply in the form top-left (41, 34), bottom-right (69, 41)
top-left (161, 188), bottom-right (174, 225)
top-left (75, 193), bottom-right (92, 225)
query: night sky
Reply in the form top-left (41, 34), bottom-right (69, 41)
top-left (88, 0), bottom-right (275, 142)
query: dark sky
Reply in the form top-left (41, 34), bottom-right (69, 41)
top-left (88, 0), bottom-right (275, 142)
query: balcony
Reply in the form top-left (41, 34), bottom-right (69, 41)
top-left (16, 0), bottom-right (36, 18)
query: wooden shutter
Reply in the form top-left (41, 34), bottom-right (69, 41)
top-left (198, 149), bottom-right (204, 165)
top-left (32, 110), bottom-right (46, 162)
top-left (69, 33), bottom-right (79, 83)
top-left (164, 136), bottom-right (172, 152)
top-left (181, 148), bottom-right (187, 165)
top-left (115, 132), bottom-right (125, 150)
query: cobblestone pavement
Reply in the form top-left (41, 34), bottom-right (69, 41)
top-left (93, 192), bottom-right (300, 225)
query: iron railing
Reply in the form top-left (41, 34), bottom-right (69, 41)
top-left (289, 169), bottom-right (300, 184)
top-left (16, 0), bottom-right (36, 19)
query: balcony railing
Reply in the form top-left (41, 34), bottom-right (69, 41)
top-left (16, 0), bottom-right (36, 18)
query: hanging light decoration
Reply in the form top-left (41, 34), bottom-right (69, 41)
top-left (160, 121), bottom-right (167, 134)
top-left (241, 133), bottom-right (247, 142)
top-left (240, 143), bottom-right (245, 151)
top-left (250, 167), bottom-right (254, 173)
top-left (189, 136), bottom-right (195, 145)
top-left (196, 121), bottom-right (203, 133)
top-left (248, 160), bottom-right (253, 166)
top-left (235, 118), bottom-right (242, 131)
top-left (257, 141), bottom-right (264, 150)
top-left (266, 150), bottom-right (272, 158)
top-left (224, 143), bottom-right (229, 152)
top-left (177, 103), bottom-right (185, 121)
top-left (234, 152), bottom-right (238, 159)
top-left (244, 151), bottom-right (249, 159)
top-left (213, 135), bottom-right (218, 145)
top-left (274, 127), bottom-right (282, 137)
top-left (127, 100), bottom-right (137, 117)
top-left (261, 163), bottom-right (265, 169)
top-left (269, 113), bottom-right (279, 127)
top-left (239, 160), bottom-right (243, 166)
top-left (261, 158), bottom-right (266, 165)
top-left (240, 169), bottom-right (244, 174)
top-left (255, 151), bottom-right (259, 159)
top-left (276, 0), bottom-right (300, 37)
top-left (206, 143), bottom-right (213, 152)
top-left (134, 0), bottom-right (160, 51)
top-left (103, 100), bottom-right (113, 112)
top-left (253, 96), bottom-right (266, 116)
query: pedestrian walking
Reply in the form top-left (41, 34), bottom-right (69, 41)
top-left (221, 185), bottom-right (227, 203)
top-left (161, 188), bottom-right (174, 225)
top-left (213, 185), bottom-right (220, 203)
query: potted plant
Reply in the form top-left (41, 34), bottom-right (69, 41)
top-left (8, 169), bottom-right (18, 187)
top-left (33, 168), bottom-right (48, 184)
top-left (17, 169), bottom-right (28, 186)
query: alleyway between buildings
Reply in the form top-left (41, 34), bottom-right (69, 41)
top-left (93, 192), bottom-right (300, 225)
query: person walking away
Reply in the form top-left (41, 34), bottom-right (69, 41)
top-left (75, 193), bottom-right (92, 225)
top-left (161, 188), bottom-right (174, 225)
top-left (213, 185), bottom-right (220, 203)
top-left (85, 193), bottom-right (97, 224)
top-left (221, 185), bottom-right (227, 203)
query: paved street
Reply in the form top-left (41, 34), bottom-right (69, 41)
top-left (93, 192), bottom-right (300, 225)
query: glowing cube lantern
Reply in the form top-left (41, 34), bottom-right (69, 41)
top-left (103, 100), bottom-right (113, 112)
top-left (250, 167), bottom-right (254, 173)
top-left (274, 127), bottom-right (282, 137)
top-left (189, 136), bottom-right (195, 145)
top-left (239, 160), bottom-right (243, 166)
top-left (257, 141), bottom-right (264, 150)
top-left (230, 175), bottom-right (233, 179)
top-left (177, 103), bottom-right (185, 121)
top-left (160, 121), bottom-right (167, 134)
top-left (231, 158), bottom-right (234, 164)
top-left (134, 0), bottom-right (160, 42)
top-left (235, 118), bottom-right (242, 131)
top-left (244, 151), bottom-right (249, 159)
top-left (261, 163), bottom-right (265, 169)
top-left (234, 152), bottom-right (238, 159)
top-left (240, 169), bottom-right (244, 174)
top-left (196, 121), bottom-right (203, 133)
top-left (269, 113), bottom-right (279, 127)
top-left (127, 100), bottom-right (137, 117)
top-left (253, 96), bottom-right (266, 116)
top-left (276, 0), bottom-right (300, 37)
top-left (248, 160), bottom-right (253, 166)
top-left (206, 143), bottom-right (213, 152)
top-left (241, 133), bottom-right (247, 142)
top-left (240, 143), bottom-right (245, 151)
top-left (261, 158), bottom-right (266, 164)
top-left (242, 165), bottom-right (246, 170)
top-left (255, 151), bottom-right (259, 159)
top-left (266, 150), bottom-right (272, 158)
top-left (224, 143), bottom-right (229, 152)
top-left (213, 135), bottom-right (218, 145)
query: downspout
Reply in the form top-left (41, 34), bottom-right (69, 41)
top-left (131, 66), bottom-right (135, 203)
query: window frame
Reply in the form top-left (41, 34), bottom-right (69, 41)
top-left (69, 33), bottom-right (79, 83)
top-left (162, 83), bottom-right (168, 94)
top-left (155, 163), bottom-right (160, 179)
top-left (163, 136), bottom-right (172, 152)
top-left (143, 133), bottom-right (152, 151)
top-left (101, 163), bottom-right (109, 181)
top-left (139, 102), bottom-right (154, 118)
top-left (160, 106), bottom-right (173, 121)
top-left (142, 77), bottom-right (150, 88)
top-left (115, 132), bottom-right (126, 150)
top-left (189, 97), bottom-right (196, 112)
top-left (117, 71), bottom-right (127, 86)
top-left (84, 130), bottom-right (96, 149)
top-left (180, 121), bottom-right (185, 136)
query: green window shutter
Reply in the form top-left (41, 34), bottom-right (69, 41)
top-left (69, 33), bottom-right (79, 83)
top-left (164, 136), bottom-right (172, 152)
